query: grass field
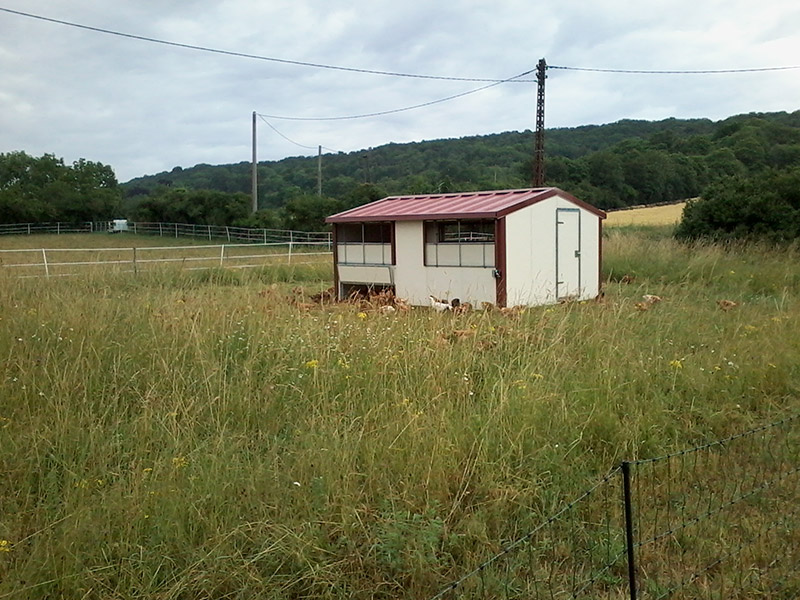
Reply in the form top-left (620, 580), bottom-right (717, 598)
top-left (1, 227), bottom-right (799, 598)
top-left (605, 202), bottom-right (686, 226)
top-left (0, 233), bottom-right (330, 278)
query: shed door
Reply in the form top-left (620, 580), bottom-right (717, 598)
top-left (556, 208), bottom-right (582, 300)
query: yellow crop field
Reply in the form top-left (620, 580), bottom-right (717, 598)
top-left (605, 201), bottom-right (686, 226)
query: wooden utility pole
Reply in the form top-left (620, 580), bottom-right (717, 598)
top-left (251, 111), bottom-right (258, 213)
top-left (533, 58), bottom-right (547, 187)
top-left (317, 145), bottom-right (322, 196)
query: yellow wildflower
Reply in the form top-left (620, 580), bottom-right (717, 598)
top-left (304, 359), bottom-right (319, 369)
top-left (357, 312), bottom-right (368, 320)
top-left (0, 540), bottom-right (11, 552)
top-left (172, 456), bottom-right (189, 469)
top-left (669, 359), bottom-right (683, 369)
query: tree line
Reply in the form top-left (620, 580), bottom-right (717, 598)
top-left (0, 152), bottom-right (121, 224)
top-left (3, 110), bottom-right (800, 238)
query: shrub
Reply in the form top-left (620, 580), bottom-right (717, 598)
top-left (675, 169), bottom-right (800, 241)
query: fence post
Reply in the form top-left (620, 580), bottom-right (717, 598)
top-left (175, 223), bottom-right (178, 238)
top-left (288, 231), bottom-right (294, 264)
top-left (226, 226), bottom-right (231, 242)
top-left (621, 461), bottom-right (638, 600)
top-left (220, 244), bottom-right (225, 267)
top-left (42, 249), bottom-right (49, 278)
top-left (133, 247), bottom-right (138, 275)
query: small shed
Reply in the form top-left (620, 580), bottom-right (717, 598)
top-left (325, 187), bottom-right (606, 307)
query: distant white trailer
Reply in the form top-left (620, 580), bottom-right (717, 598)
top-left (326, 187), bottom-right (607, 308)
top-left (108, 219), bottom-right (129, 233)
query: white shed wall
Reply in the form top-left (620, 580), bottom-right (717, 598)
top-left (336, 265), bottom-right (394, 285)
top-left (504, 194), bottom-right (601, 305)
top-left (391, 221), bottom-right (495, 306)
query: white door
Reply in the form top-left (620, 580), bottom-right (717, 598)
top-left (556, 208), bottom-right (581, 300)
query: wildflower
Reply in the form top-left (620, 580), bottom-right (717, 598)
top-left (357, 312), bottom-right (368, 320)
top-left (172, 456), bottom-right (189, 469)
top-left (0, 540), bottom-right (11, 552)
top-left (143, 468), bottom-right (153, 474)
top-left (669, 359), bottom-right (683, 369)
top-left (532, 373), bottom-right (544, 380)
top-left (304, 359), bottom-right (319, 369)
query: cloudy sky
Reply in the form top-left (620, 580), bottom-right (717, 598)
top-left (1, 0), bottom-right (798, 182)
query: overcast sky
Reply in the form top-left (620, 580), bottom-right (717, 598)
top-left (1, 0), bottom-right (798, 182)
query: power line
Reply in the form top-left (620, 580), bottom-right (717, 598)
top-left (0, 6), bottom-right (534, 83)
top-left (549, 64), bottom-right (800, 74)
top-left (257, 67), bottom-right (536, 121)
top-left (258, 116), bottom-right (318, 150)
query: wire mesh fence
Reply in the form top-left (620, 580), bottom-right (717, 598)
top-left (432, 469), bottom-right (628, 600)
top-left (629, 415), bottom-right (800, 599)
top-left (430, 415), bottom-right (800, 600)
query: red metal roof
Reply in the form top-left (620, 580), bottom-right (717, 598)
top-left (326, 187), bottom-right (606, 223)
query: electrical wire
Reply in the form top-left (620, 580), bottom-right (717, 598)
top-left (0, 6), bottom-right (534, 83)
top-left (549, 64), bottom-right (800, 74)
top-left (258, 116), bottom-right (318, 151)
top-left (258, 116), bottom-right (342, 154)
top-left (257, 67), bottom-right (536, 121)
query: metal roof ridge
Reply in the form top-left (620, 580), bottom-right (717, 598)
top-left (381, 187), bottom-right (553, 201)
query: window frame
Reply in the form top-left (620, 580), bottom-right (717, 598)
top-left (335, 222), bottom-right (394, 266)
top-left (424, 219), bottom-right (496, 268)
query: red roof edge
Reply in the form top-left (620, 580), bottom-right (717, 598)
top-left (326, 187), bottom-right (606, 223)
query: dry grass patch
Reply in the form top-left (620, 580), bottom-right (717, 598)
top-left (606, 202), bottom-right (686, 226)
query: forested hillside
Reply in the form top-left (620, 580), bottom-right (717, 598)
top-left (4, 111), bottom-right (798, 231)
top-left (122, 111), bottom-right (800, 226)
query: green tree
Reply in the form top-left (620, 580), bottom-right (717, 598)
top-left (676, 169), bottom-right (800, 241)
top-left (281, 194), bottom-right (343, 231)
top-left (0, 151), bottom-right (121, 223)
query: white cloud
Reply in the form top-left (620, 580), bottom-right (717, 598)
top-left (0, 0), bottom-right (798, 182)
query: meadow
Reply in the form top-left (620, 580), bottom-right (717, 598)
top-left (604, 202), bottom-right (686, 226)
top-left (1, 225), bottom-right (799, 598)
top-left (0, 234), bottom-right (328, 279)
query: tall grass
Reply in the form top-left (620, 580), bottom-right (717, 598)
top-left (1, 229), bottom-right (799, 598)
